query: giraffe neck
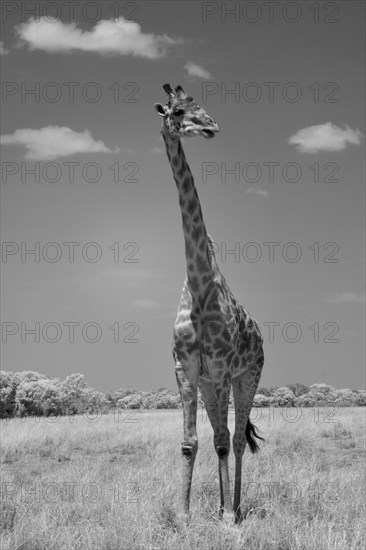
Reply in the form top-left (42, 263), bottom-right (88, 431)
top-left (162, 129), bottom-right (216, 294)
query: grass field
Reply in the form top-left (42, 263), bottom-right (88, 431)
top-left (1, 407), bottom-right (365, 550)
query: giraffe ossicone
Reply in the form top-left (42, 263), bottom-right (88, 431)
top-left (155, 84), bottom-right (264, 523)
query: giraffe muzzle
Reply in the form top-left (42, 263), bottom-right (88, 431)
top-left (201, 120), bottom-right (219, 138)
top-left (201, 129), bottom-right (216, 139)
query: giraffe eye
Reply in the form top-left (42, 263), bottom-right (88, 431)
top-left (173, 109), bottom-right (184, 117)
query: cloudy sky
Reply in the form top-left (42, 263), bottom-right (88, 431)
top-left (1, 1), bottom-right (364, 393)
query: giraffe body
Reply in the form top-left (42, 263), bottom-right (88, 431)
top-left (155, 84), bottom-right (264, 521)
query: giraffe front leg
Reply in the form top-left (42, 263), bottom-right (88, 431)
top-left (175, 361), bottom-right (199, 518)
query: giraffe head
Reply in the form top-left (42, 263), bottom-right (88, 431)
top-left (154, 84), bottom-right (219, 139)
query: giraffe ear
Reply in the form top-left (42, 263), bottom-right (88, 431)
top-left (154, 103), bottom-right (167, 116)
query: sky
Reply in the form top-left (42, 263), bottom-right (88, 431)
top-left (1, 0), bottom-right (365, 393)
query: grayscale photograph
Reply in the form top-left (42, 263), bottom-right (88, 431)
top-left (1, 1), bottom-right (365, 549)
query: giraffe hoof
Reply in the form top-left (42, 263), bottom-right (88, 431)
top-left (235, 508), bottom-right (244, 524)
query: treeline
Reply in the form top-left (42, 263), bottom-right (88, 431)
top-left (0, 371), bottom-right (180, 418)
top-left (254, 383), bottom-right (365, 407)
top-left (0, 371), bottom-right (365, 418)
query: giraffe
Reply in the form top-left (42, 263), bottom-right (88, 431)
top-left (154, 84), bottom-right (264, 522)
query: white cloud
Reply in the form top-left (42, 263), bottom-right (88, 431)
top-left (132, 299), bottom-right (161, 309)
top-left (289, 122), bottom-right (363, 153)
top-left (245, 187), bottom-right (269, 198)
top-left (0, 41), bottom-right (9, 55)
top-left (0, 126), bottom-right (120, 160)
top-left (327, 292), bottom-right (366, 304)
top-left (16, 17), bottom-right (181, 58)
top-left (184, 61), bottom-right (212, 79)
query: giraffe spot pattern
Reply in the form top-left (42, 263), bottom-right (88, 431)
top-left (191, 225), bottom-right (202, 242)
top-left (195, 252), bottom-right (209, 274)
top-left (189, 277), bottom-right (199, 292)
top-left (187, 199), bottom-right (197, 216)
top-left (185, 241), bottom-right (194, 258)
top-left (182, 177), bottom-right (191, 194)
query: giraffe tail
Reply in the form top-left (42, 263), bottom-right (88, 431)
top-left (246, 419), bottom-right (265, 453)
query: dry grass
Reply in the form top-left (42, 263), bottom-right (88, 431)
top-left (1, 407), bottom-right (365, 549)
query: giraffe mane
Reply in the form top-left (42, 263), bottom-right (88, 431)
top-left (206, 234), bottom-right (217, 258)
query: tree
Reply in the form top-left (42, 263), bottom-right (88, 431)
top-left (104, 392), bottom-right (115, 406)
top-left (154, 390), bottom-right (180, 409)
top-left (83, 388), bottom-right (108, 412)
top-left (333, 389), bottom-right (360, 407)
top-left (286, 383), bottom-right (310, 397)
top-left (253, 394), bottom-right (270, 407)
top-left (117, 394), bottom-right (144, 409)
top-left (297, 383), bottom-right (336, 407)
top-left (270, 387), bottom-right (296, 407)
top-left (15, 379), bottom-right (63, 416)
top-left (352, 390), bottom-right (366, 406)
top-left (113, 387), bottom-right (139, 403)
top-left (15, 371), bottom-right (47, 383)
top-left (257, 387), bottom-right (271, 397)
top-left (308, 383), bottom-right (336, 405)
top-left (59, 373), bottom-right (88, 414)
top-left (0, 371), bottom-right (17, 417)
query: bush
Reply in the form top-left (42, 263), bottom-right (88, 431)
top-left (0, 372), bottom-right (17, 418)
top-left (270, 387), bottom-right (296, 407)
top-left (253, 394), bottom-right (270, 407)
top-left (257, 387), bottom-right (271, 397)
top-left (15, 379), bottom-right (63, 416)
top-left (286, 383), bottom-right (310, 397)
top-left (352, 390), bottom-right (366, 406)
top-left (117, 394), bottom-right (144, 409)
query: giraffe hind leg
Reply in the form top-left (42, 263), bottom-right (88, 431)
top-left (231, 354), bottom-right (264, 521)
top-left (199, 372), bottom-right (234, 519)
